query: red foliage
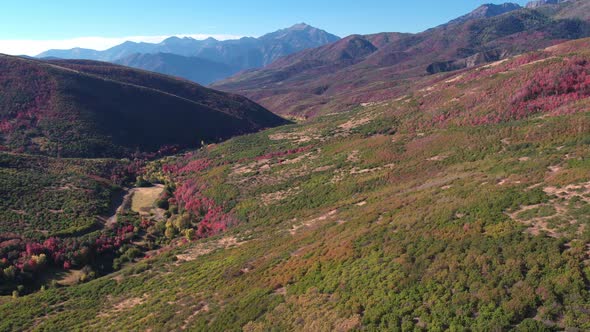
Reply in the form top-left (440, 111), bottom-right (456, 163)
top-left (462, 56), bottom-right (590, 126)
top-left (174, 179), bottom-right (237, 239)
top-left (140, 218), bottom-right (153, 229)
top-left (162, 163), bottom-right (179, 174)
top-left (175, 180), bottom-right (213, 215)
top-left (510, 57), bottom-right (590, 118)
top-left (25, 242), bottom-right (44, 256)
top-left (163, 156), bottom-right (212, 175)
top-left (196, 206), bottom-right (233, 237)
top-left (0, 58), bottom-right (57, 153)
top-left (178, 158), bottom-right (212, 174)
top-left (0, 221), bottom-right (140, 278)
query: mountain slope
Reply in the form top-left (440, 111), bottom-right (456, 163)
top-left (0, 55), bottom-right (288, 158)
top-left (3, 37), bottom-right (590, 330)
top-left (214, 3), bottom-right (590, 118)
top-left (536, 0), bottom-right (590, 21)
top-left (113, 52), bottom-right (239, 85)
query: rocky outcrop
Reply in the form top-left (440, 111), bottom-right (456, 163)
top-left (448, 3), bottom-right (522, 25)
top-left (526, 0), bottom-right (569, 9)
top-left (427, 49), bottom-right (512, 74)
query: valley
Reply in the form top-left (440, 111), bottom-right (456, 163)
top-left (2, 34), bottom-right (590, 329)
top-left (1, 0), bottom-right (590, 330)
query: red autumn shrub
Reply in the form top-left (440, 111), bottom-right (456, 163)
top-left (511, 56), bottom-right (590, 118)
top-left (256, 146), bottom-right (312, 161)
top-left (178, 159), bottom-right (212, 174)
top-left (173, 179), bottom-right (238, 239)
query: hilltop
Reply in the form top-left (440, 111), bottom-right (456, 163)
top-left (0, 55), bottom-right (288, 158)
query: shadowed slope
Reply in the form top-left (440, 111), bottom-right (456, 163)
top-left (0, 56), bottom-right (288, 157)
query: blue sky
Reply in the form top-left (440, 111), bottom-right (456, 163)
top-left (0, 0), bottom-right (530, 55)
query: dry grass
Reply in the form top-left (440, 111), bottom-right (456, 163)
top-left (131, 185), bottom-right (164, 215)
top-left (57, 269), bottom-right (84, 286)
top-left (290, 210), bottom-right (338, 235)
top-left (176, 236), bottom-right (247, 262)
top-left (338, 116), bottom-right (372, 130)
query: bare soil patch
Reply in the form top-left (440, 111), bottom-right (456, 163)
top-left (290, 210), bottom-right (338, 235)
top-left (176, 236), bottom-right (247, 262)
top-left (427, 155), bottom-right (448, 161)
top-left (181, 302), bottom-right (209, 330)
top-left (338, 116), bottom-right (372, 130)
top-left (57, 269), bottom-right (84, 286)
top-left (507, 181), bottom-right (590, 238)
top-left (260, 187), bottom-right (300, 205)
top-left (269, 130), bottom-right (321, 143)
top-left (347, 150), bottom-right (360, 163)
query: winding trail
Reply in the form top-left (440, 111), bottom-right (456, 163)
top-left (105, 189), bottom-right (133, 227)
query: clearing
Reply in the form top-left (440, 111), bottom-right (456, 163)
top-left (131, 185), bottom-right (165, 215)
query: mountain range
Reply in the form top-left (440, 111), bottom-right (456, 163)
top-left (213, 0), bottom-right (590, 118)
top-left (38, 24), bottom-right (340, 84)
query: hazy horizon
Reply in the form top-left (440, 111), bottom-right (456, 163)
top-left (0, 0), bottom-right (530, 56)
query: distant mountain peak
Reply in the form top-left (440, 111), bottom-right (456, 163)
top-left (120, 40), bottom-right (139, 46)
top-left (289, 23), bottom-right (312, 30)
top-left (478, 3), bottom-right (521, 11)
top-left (162, 36), bottom-right (182, 43)
top-left (260, 23), bottom-right (340, 42)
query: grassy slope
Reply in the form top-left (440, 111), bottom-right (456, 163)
top-left (1, 39), bottom-right (590, 331)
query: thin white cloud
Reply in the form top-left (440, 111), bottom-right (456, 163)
top-left (0, 34), bottom-right (245, 56)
